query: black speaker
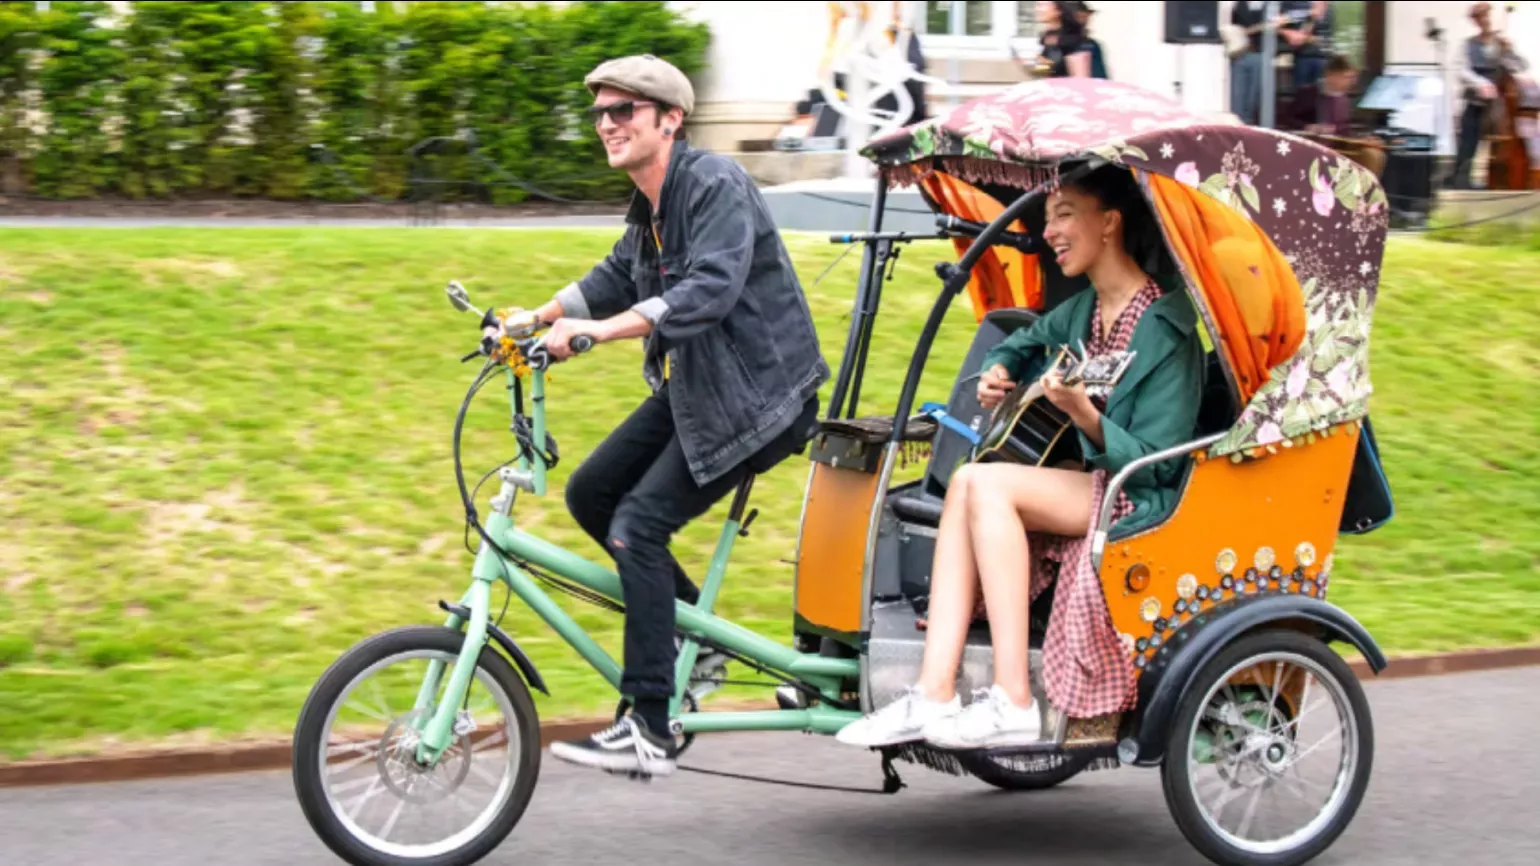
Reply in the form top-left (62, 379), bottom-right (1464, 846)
top-left (1164, 1), bottom-right (1221, 44)
top-left (1380, 148), bottom-right (1436, 221)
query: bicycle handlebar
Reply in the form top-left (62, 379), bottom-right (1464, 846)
top-left (461, 318), bottom-right (594, 369)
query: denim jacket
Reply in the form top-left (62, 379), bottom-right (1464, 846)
top-left (555, 140), bottom-right (831, 486)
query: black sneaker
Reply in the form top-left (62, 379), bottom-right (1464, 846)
top-left (548, 716), bottom-right (677, 777)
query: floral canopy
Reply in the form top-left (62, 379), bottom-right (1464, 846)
top-left (861, 77), bottom-right (1390, 460)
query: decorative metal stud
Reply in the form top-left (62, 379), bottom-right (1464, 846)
top-left (1303, 580), bottom-right (1316, 594)
top-left (1135, 655), bottom-right (1146, 669)
top-left (1197, 585), bottom-right (1210, 600)
top-left (1255, 546), bottom-right (1276, 572)
top-left (1245, 568), bottom-right (1257, 583)
top-left (1136, 637), bottom-right (1149, 652)
top-left (1150, 634), bottom-right (1163, 648)
top-left (1291, 567), bottom-right (1304, 583)
top-left (1269, 565), bottom-right (1283, 580)
top-left (1189, 598), bottom-right (1202, 613)
top-left (1177, 573), bottom-right (1198, 600)
top-left (1174, 599), bottom-right (1187, 614)
top-left (1153, 617), bottom-right (1168, 632)
top-left (1126, 563), bottom-right (1151, 593)
top-left (1296, 541), bottom-right (1317, 568)
top-left (1140, 597), bottom-right (1161, 622)
top-left (1216, 548), bottom-right (1238, 575)
top-left (1221, 575), bottom-right (1235, 590)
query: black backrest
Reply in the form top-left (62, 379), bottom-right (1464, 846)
top-left (1194, 351), bottom-right (1238, 437)
top-left (921, 307), bottom-right (1040, 498)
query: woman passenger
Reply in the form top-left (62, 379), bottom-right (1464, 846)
top-left (837, 165), bottom-right (1205, 750)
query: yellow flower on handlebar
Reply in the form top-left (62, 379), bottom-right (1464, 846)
top-left (492, 336), bottom-right (533, 378)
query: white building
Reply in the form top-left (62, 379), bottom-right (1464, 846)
top-left (673, 0), bottom-right (1537, 173)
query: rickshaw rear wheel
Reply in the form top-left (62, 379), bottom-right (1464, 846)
top-left (1160, 629), bottom-right (1373, 866)
top-left (955, 750), bottom-right (1090, 791)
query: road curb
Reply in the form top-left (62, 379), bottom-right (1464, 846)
top-left (4, 645), bottom-right (1538, 789)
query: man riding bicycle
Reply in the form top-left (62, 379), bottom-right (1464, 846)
top-left (492, 55), bottom-right (829, 777)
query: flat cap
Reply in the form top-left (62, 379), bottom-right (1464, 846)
top-left (584, 54), bottom-right (695, 116)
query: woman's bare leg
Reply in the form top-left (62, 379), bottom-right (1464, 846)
top-left (915, 465), bottom-right (982, 703)
top-left (968, 465), bottom-right (1096, 708)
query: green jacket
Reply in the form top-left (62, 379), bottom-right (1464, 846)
top-left (979, 287), bottom-right (1206, 535)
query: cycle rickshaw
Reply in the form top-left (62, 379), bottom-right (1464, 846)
top-left (292, 77), bottom-right (1396, 866)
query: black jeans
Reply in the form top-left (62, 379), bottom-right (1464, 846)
top-left (565, 383), bottom-right (819, 702)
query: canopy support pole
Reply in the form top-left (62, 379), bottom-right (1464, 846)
top-left (827, 173), bottom-right (890, 420)
top-left (1261, 0), bottom-right (1279, 129)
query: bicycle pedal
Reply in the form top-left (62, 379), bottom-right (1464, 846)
top-left (601, 767), bottom-right (653, 783)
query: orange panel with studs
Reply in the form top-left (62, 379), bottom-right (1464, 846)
top-left (1100, 422), bottom-right (1363, 673)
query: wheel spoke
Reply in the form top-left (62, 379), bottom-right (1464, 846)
top-left (1287, 725), bottom-right (1345, 766)
top-left (1267, 661), bottom-right (1286, 721)
top-left (325, 743), bottom-right (381, 776)
top-left (345, 776), bottom-right (387, 820)
top-left (1234, 781), bottom-right (1266, 839)
top-left (376, 794), bottom-right (407, 843)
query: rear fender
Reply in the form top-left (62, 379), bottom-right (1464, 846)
top-left (1121, 594), bottom-right (1384, 766)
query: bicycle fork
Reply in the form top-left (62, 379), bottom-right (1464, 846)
top-left (413, 494), bottom-right (524, 765)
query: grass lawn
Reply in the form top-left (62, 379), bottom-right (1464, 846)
top-left (0, 228), bottom-right (1536, 761)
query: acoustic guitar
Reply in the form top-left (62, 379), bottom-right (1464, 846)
top-left (970, 343), bottom-right (1137, 469)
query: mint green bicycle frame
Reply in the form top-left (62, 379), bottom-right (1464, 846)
top-left (413, 365), bottom-right (861, 763)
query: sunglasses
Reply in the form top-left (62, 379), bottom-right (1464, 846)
top-left (585, 100), bottom-right (656, 125)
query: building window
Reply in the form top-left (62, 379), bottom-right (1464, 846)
top-left (1014, 1), bottom-right (1039, 38)
top-left (914, 1), bottom-right (1037, 50)
top-left (923, 1), bottom-right (993, 36)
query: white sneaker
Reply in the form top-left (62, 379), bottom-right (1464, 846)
top-left (835, 685), bottom-right (961, 748)
top-left (922, 684), bottom-right (1044, 750)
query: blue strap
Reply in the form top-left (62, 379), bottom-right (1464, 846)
top-left (920, 401), bottom-right (981, 446)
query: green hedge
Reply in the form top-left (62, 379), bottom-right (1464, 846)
top-left (0, 1), bottom-right (710, 203)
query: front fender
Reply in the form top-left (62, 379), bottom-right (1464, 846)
top-left (439, 600), bottom-right (550, 696)
top-left (485, 621), bottom-right (550, 696)
top-left (1122, 593), bottom-right (1384, 766)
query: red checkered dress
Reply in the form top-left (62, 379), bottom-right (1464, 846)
top-left (937, 279), bottom-right (1162, 718)
top-left (1029, 278), bottom-right (1163, 717)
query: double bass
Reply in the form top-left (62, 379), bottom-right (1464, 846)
top-left (1489, 5), bottom-right (1538, 190)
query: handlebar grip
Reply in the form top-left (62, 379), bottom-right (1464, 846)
top-left (570, 334), bottom-right (595, 354)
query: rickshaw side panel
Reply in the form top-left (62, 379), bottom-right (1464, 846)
top-left (1100, 422), bottom-right (1362, 648)
top-left (1095, 421), bottom-right (1389, 765)
top-left (794, 459), bottom-right (882, 643)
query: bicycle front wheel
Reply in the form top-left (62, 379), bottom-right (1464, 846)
top-left (292, 626), bottom-right (542, 866)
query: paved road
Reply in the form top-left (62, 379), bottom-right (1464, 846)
top-left (3, 666), bottom-right (1536, 866)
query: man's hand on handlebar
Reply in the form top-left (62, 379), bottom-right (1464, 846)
top-left (541, 318), bottom-right (605, 361)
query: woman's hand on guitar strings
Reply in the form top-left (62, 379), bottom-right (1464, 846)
top-left (978, 364), bottom-right (1016, 409)
top-left (1041, 370), bottom-right (1098, 430)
